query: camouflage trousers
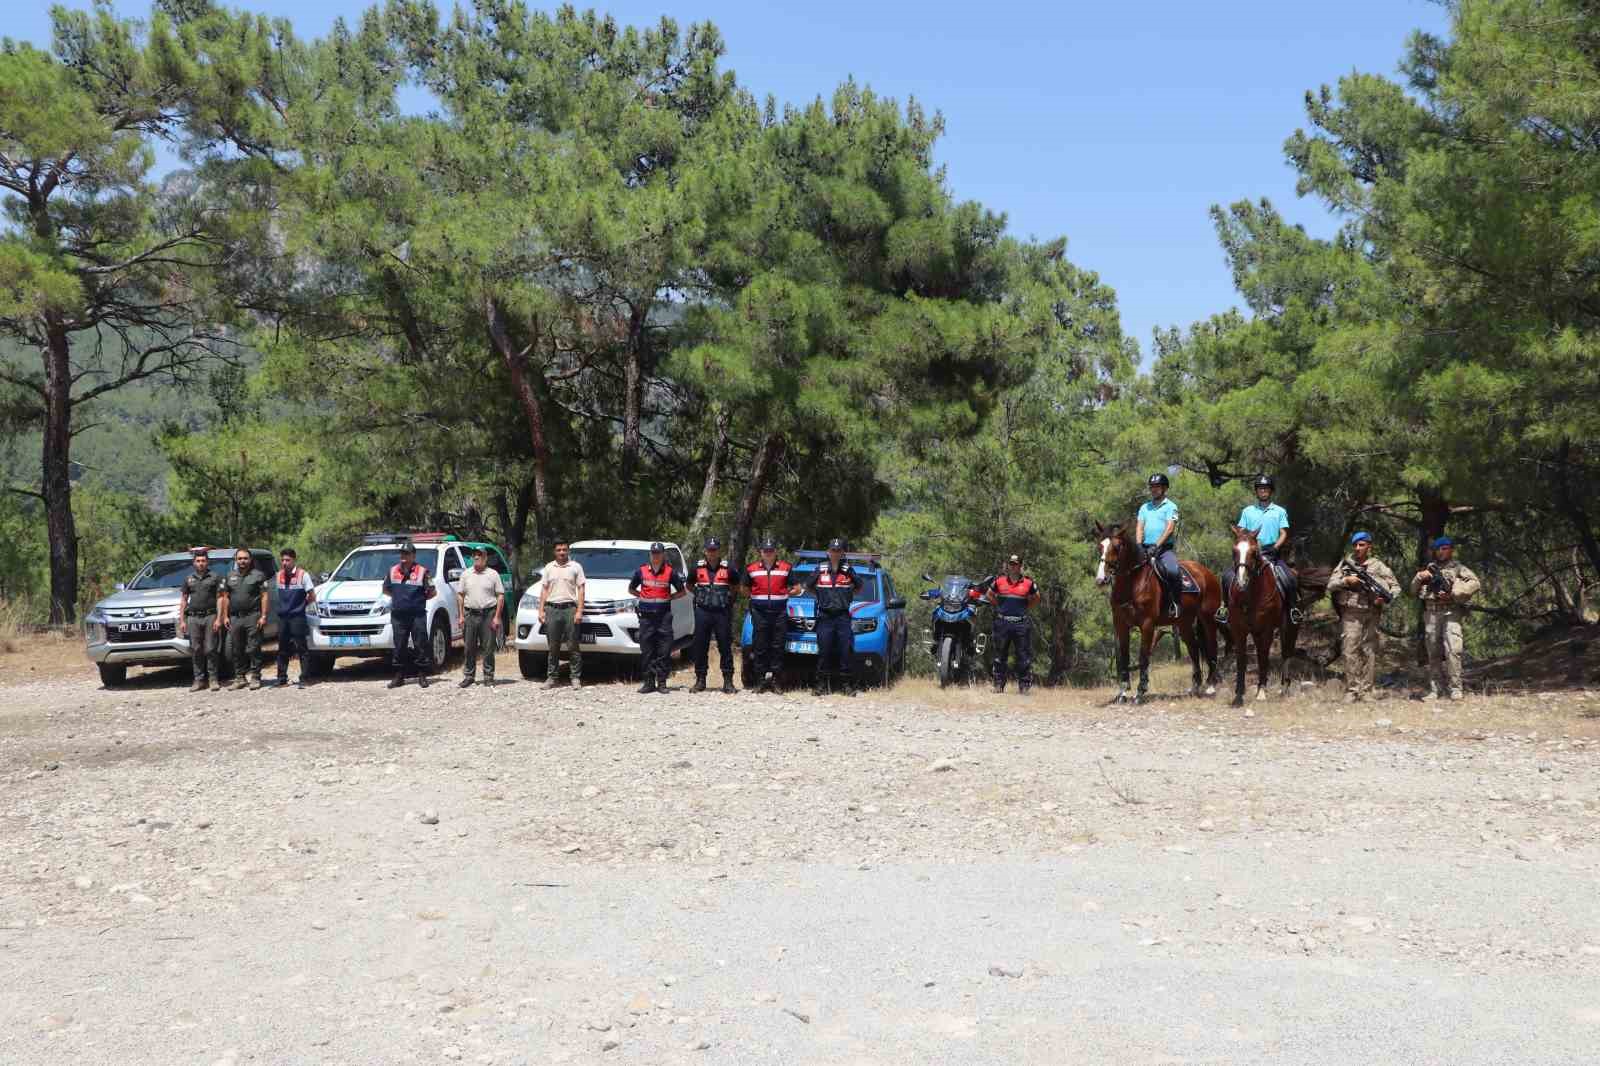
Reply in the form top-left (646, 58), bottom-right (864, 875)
top-left (1424, 606), bottom-right (1466, 698)
top-left (1340, 609), bottom-right (1381, 696)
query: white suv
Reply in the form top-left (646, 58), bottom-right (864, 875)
top-left (307, 534), bottom-right (504, 673)
top-left (512, 539), bottom-right (695, 679)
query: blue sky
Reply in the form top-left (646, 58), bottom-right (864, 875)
top-left (12, 1), bottom-right (1446, 361)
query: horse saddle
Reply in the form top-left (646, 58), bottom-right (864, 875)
top-left (1175, 567), bottom-right (1200, 596)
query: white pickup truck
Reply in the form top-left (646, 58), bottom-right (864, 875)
top-left (307, 534), bottom-right (515, 674)
top-left (511, 539), bottom-right (695, 679)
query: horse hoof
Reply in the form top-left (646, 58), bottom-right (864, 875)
top-left (1134, 692), bottom-right (1147, 706)
top-left (1111, 691), bottom-right (1128, 705)
top-left (1255, 689), bottom-right (1268, 702)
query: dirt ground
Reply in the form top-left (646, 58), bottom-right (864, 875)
top-left (3, 636), bottom-right (1600, 1064)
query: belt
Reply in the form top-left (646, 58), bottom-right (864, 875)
top-left (546, 601), bottom-right (576, 608)
top-left (998, 614), bottom-right (1027, 622)
top-left (228, 609), bottom-right (261, 619)
top-left (184, 610), bottom-right (216, 618)
top-left (464, 605), bottom-right (495, 613)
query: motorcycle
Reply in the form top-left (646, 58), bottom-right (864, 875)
top-left (919, 573), bottom-right (992, 688)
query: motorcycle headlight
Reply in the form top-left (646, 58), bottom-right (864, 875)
top-left (852, 618), bottom-right (878, 634)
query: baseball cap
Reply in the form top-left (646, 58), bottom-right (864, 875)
top-left (1350, 531), bottom-right (1372, 544)
top-left (399, 540), bottom-right (416, 553)
top-left (649, 541), bottom-right (665, 552)
top-left (758, 536), bottom-right (778, 551)
top-left (1007, 553), bottom-right (1022, 565)
top-left (190, 545), bottom-right (210, 557)
top-left (704, 536), bottom-right (722, 550)
top-left (827, 538), bottom-right (846, 551)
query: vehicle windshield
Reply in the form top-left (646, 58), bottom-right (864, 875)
top-left (331, 549), bottom-right (406, 582)
top-left (567, 547), bottom-right (653, 580)
top-left (940, 576), bottom-right (975, 600)
top-left (794, 568), bottom-right (882, 604)
top-left (128, 556), bottom-right (228, 590)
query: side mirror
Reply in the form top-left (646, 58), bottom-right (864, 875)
top-left (528, 571), bottom-right (542, 583)
top-left (115, 582), bottom-right (126, 591)
top-left (445, 568), bottom-right (463, 581)
top-left (920, 573), bottom-right (934, 583)
top-left (317, 572), bottom-right (331, 584)
top-left (887, 597), bottom-right (907, 610)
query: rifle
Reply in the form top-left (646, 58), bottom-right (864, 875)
top-left (1339, 560), bottom-right (1391, 606)
top-left (1425, 562), bottom-right (1451, 600)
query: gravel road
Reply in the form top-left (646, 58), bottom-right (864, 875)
top-left (3, 662), bottom-right (1599, 1064)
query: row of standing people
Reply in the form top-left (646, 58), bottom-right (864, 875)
top-left (1132, 473), bottom-right (1483, 701)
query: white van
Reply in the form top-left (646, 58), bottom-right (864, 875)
top-left (512, 539), bottom-right (695, 679)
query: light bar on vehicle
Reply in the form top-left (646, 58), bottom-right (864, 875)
top-left (359, 531), bottom-right (459, 545)
top-left (794, 550), bottom-right (881, 564)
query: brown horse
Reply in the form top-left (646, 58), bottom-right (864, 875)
top-left (1225, 525), bottom-right (1301, 707)
top-left (1094, 521), bottom-right (1222, 703)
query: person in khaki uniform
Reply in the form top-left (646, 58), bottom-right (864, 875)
top-left (177, 548), bottom-right (225, 692)
top-left (455, 546), bottom-right (505, 687)
top-left (1409, 536), bottom-right (1482, 701)
top-left (538, 539), bottom-right (586, 688)
top-left (1333, 532), bottom-right (1400, 702)
top-left (223, 548), bottom-right (269, 690)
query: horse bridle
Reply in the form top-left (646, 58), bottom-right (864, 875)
top-left (1102, 532), bottom-right (1149, 609)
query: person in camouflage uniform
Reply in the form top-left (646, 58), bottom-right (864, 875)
top-left (1409, 536), bottom-right (1482, 701)
top-left (1333, 532), bottom-right (1401, 702)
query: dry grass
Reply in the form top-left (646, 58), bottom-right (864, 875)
top-left (0, 598), bottom-right (29, 654)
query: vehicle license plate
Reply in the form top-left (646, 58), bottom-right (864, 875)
top-left (331, 635), bottom-right (369, 647)
top-left (579, 632), bottom-right (598, 644)
top-left (119, 621), bottom-right (162, 634)
top-left (785, 640), bottom-right (817, 655)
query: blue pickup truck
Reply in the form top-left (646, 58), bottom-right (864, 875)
top-left (738, 551), bottom-right (910, 688)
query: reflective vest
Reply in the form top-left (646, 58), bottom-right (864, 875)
top-left (276, 567), bottom-right (312, 617)
top-left (810, 564), bottom-right (859, 616)
top-left (633, 563), bottom-right (678, 610)
top-left (745, 559), bottom-right (792, 608)
top-left (387, 563), bottom-right (431, 614)
top-left (691, 559), bottom-right (735, 610)
top-left (992, 575), bottom-right (1037, 617)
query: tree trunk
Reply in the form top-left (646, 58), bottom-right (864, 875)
top-left (620, 304), bottom-right (648, 486)
top-left (1045, 588), bottom-right (1074, 686)
top-left (42, 320), bottom-right (79, 624)
top-left (484, 297), bottom-right (551, 537)
top-left (686, 405), bottom-right (730, 551)
top-left (1554, 439), bottom-right (1600, 581)
top-left (728, 432), bottom-right (784, 570)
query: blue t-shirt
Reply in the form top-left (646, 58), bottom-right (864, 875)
top-left (1239, 502), bottom-right (1289, 546)
top-left (1136, 499), bottom-right (1179, 546)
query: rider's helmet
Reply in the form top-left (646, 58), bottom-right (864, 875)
top-left (1148, 473), bottom-right (1169, 488)
top-left (1253, 474), bottom-right (1275, 492)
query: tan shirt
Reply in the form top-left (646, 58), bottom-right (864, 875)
top-left (540, 560), bottom-right (586, 605)
top-left (455, 567), bottom-right (504, 611)
top-left (1410, 560), bottom-right (1482, 606)
top-left (1332, 555), bottom-right (1400, 612)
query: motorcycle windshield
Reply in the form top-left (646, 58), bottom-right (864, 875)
top-left (940, 576), bottom-right (973, 609)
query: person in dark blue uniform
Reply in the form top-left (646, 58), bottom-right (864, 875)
top-left (384, 541), bottom-right (436, 689)
top-left (988, 553), bottom-right (1041, 694)
top-left (688, 537), bottom-right (737, 694)
top-left (804, 538), bottom-right (862, 697)
top-left (628, 541), bottom-right (686, 693)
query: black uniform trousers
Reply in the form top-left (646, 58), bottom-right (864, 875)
top-left (750, 606), bottom-right (787, 680)
top-left (276, 614), bottom-right (311, 681)
top-left (814, 612), bottom-right (854, 685)
top-left (637, 608), bottom-right (674, 686)
top-left (392, 611), bottom-right (432, 677)
top-left (991, 615), bottom-right (1033, 689)
top-left (691, 606), bottom-right (733, 681)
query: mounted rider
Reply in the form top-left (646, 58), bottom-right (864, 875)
top-left (1136, 473), bottom-right (1181, 619)
top-left (1222, 475), bottom-right (1299, 621)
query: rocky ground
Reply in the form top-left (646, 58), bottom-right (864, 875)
top-left (3, 647), bottom-right (1599, 1064)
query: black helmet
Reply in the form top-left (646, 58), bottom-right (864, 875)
top-left (1148, 473), bottom-right (1169, 488)
top-left (1253, 474), bottom-right (1275, 491)
top-left (758, 536), bottom-right (778, 551)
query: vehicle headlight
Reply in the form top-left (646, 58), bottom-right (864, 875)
top-left (852, 618), bottom-right (879, 634)
top-left (373, 598), bottom-right (390, 616)
top-left (518, 592), bottom-right (538, 611)
top-left (315, 602), bottom-right (331, 618)
top-left (85, 621), bottom-right (106, 643)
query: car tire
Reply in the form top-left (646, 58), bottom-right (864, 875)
top-left (519, 651), bottom-right (547, 680)
top-left (430, 612), bottom-right (450, 670)
top-left (97, 663), bottom-right (127, 687)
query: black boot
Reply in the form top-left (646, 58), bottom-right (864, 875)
top-left (416, 673), bottom-right (430, 689)
top-left (690, 677), bottom-right (706, 693)
top-left (387, 676), bottom-right (405, 689)
top-left (721, 677), bottom-right (736, 694)
top-left (638, 678), bottom-right (657, 694)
